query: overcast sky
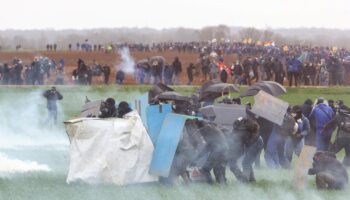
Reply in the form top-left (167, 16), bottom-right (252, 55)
top-left (1, 0), bottom-right (349, 30)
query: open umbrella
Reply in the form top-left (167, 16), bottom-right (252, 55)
top-left (199, 81), bottom-right (239, 101)
top-left (157, 91), bottom-right (189, 102)
top-left (240, 81), bottom-right (286, 97)
top-left (149, 56), bottom-right (165, 66)
top-left (148, 83), bottom-right (174, 104)
top-left (137, 59), bottom-right (149, 65)
top-left (204, 83), bottom-right (240, 93)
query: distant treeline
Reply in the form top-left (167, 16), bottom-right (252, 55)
top-left (1, 26), bottom-right (350, 50)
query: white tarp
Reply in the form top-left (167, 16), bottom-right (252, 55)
top-left (64, 111), bottom-right (158, 185)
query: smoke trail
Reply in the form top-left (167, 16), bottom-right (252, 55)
top-left (0, 153), bottom-right (51, 173)
top-left (117, 47), bottom-right (136, 74)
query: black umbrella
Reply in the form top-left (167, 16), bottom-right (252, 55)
top-left (137, 59), bottom-right (149, 65)
top-left (240, 81), bottom-right (286, 97)
top-left (199, 81), bottom-right (239, 101)
top-left (148, 83), bottom-right (174, 104)
top-left (149, 56), bottom-right (165, 66)
top-left (157, 91), bottom-right (189, 102)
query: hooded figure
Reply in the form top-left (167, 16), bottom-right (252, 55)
top-left (117, 101), bottom-right (132, 118)
top-left (194, 120), bottom-right (229, 184)
top-left (226, 117), bottom-right (263, 183)
top-left (308, 151), bottom-right (348, 190)
top-left (99, 98), bottom-right (117, 118)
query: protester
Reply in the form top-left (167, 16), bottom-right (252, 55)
top-left (187, 63), bottom-right (195, 85)
top-left (99, 98), bottom-right (117, 118)
top-left (43, 87), bottom-right (63, 124)
top-left (287, 56), bottom-right (302, 87)
top-left (226, 117), bottom-right (263, 183)
top-left (172, 57), bottom-right (182, 85)
top-left (309, 98), bottom-right (335, 150)
top-left (284, 105), bottom-right (310, 163)
top-left (324, 101), bottom-right (350, 166)
top-left (116, 69), bottom-right (125, 84)
top-left (308, 151), bottom-right (348, 190)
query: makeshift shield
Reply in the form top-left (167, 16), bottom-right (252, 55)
top-left (80, 100), bottom-right (103, 117)
top-left (146, 103), bottom-right (172, 145)
top-left (251, 91), bottom-right (289, 126)
top-left (294, 145), bottom-right (317, 189)
top-left (149, 113), bottom-right (189, 177)
top-left (199, 104), bottom-right (246, 126)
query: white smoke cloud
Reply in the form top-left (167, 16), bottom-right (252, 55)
top-left (117, 47), bottom-right (136, 74)
top-left (0, 90), bottom-right (69, 149)
top-left (0, 153), bottom-right (51, 173)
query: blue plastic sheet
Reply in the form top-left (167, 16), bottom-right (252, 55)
top-left (146, 104), bottom-right (172, 145)
top-left (149, 113), bottom-right (189, 177)
top-left (131, 93), bottom-right (149, 127)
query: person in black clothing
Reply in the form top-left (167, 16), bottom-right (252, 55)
top-left (1, 63), bottom-right (10, 85)
top-left (263, 57), bottom-right (273, 81)
top-left (273, 58), bottom-right (285, 85)
top-left (117, 101), bottom-right (132, 118)
top-left (116, 69), bottom-right (125, 84)
top-left (102, 65), bottom-right (111, 84)
top-left (172, 57), bottom-right (182, 84)
top-left (250, 58), bottom-right (259, 83)
top-left (99, 98), bottom-right (117, 118)
top-left (43, 87), bottom-right (63, 124)
top-left (226, 117), bottom-right (263, 183)
top-left (194, 120), bottom-right (229, 184)
top-left (308, 151), bottom-right (348, 190)
top-left (187, 63), bottom-right (195, 85)
top-left (324, 104), bottom-right (350, 166)
top-left (231, 61), bottom-right (243, 84)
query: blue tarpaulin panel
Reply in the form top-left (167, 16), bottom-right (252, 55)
top-left (131, 93), bottom-right (149, 127)
top-left (146, 104), bottom-right (172, 145)
top-left (149, 113), bottom-right (188, 177)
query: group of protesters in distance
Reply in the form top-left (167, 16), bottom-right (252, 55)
top-left (132, 44), bottom-right (349, 87)
top-left (1, 41), bottom-right (350, 86)
top-left (0, 57), bottom-right (64, 85)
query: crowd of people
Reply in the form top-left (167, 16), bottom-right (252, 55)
top-left (0, 57), bottom-right (64, 85)
top-left (132, 43), bottom-right (350, 87)
top-left (1, 41), bottom-right (350, 86)
top-left (158, 92), bottom-right (350, 189)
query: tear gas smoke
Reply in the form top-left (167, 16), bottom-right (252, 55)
top-left (0, 90), bottom-right (68, 173)
top-left (0, 153), bottom-right (51, 173)
top-left (116, 47), bottom-right (136, 74)
top-left (0, 90), bottom-right (68, 149)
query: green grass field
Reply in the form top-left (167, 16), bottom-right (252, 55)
top-left (0, 85), bottom-right (349, 200)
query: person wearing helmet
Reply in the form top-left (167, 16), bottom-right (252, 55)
top-left (99, 98), bottom-right (117, 118)
top-left (117, 101), bottom-right (132, 118)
